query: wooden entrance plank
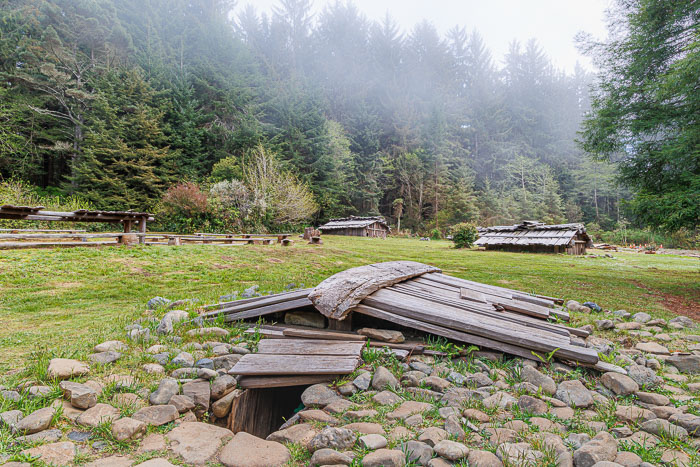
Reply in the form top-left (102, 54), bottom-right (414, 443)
top-left (236, 374), bottom-right (342, 389)
top-left (231, 354), bottom-right (361, 375)
top-left (256, 339), bottom-right (364, 356)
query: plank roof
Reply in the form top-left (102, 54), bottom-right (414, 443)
top-left (474, 221), bottom-right (592, 247)
top-left (318, 216), bottom-right (390, 231)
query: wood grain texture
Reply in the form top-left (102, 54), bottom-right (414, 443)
top-left (362, 289), bottom-right (597, 363)
top-left (217, 298), bottom-right (313, 322)
top-left (256, 339), bottom-right (364, 356)
top-left (204, 289), bottom-right (312, 311)
top-left (308, 260), bottom-right (441, 320)
top-left (236, 374), bottom-right (341, 389)
top-left (352, 304), bottom-right (539, 362)
top-left (230, 354), bottom-right (361, 375)
top-left (282, 328), bottom-right (366, 341)
top-left (460, 288), bottom-right (487, 303)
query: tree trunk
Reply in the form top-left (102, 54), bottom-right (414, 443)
top-left (71, 118), bottom-right (83, 190)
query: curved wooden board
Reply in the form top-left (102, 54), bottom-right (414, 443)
top-left (308, 260), bottom-right (441, 320)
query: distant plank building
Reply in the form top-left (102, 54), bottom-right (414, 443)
top-left (318, 216), bottom-right (390, 239)
top-left (474, 221), bottom-right (592, 255)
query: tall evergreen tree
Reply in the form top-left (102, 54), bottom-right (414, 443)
top-left (578, 0), bottom-right (699, 231)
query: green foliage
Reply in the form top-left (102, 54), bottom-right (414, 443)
top-left (157, 182), bottom-right (212, 233)
top-left (0, 0), bottom-right (690, 235)
top-left (450, 222), bottom-right (478, 249)
top-left (578, 0), bottom-right (700, 232)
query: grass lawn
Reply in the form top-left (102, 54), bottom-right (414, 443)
top-left (0, 236), bottom-right (698, 372)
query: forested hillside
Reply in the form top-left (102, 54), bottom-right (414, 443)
top-left (0, 0), bottom-right (688, 237)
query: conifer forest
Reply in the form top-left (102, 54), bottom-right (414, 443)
top-left (0, 0), bottom-right (697, 242)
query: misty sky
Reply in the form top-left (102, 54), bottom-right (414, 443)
top-left (236, 0), bottom-right (610, 72)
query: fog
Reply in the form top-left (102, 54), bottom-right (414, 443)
top-left (1, 0), bottom-right (626, 231)
top-left (237, 0), bottom-right (610, 72)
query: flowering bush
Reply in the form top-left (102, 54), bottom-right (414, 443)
top-left (158, 182), bottom-right (211, 232)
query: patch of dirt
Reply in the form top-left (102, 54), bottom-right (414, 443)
top-left (267, 258), bottom-right (284, 264)
top-left (496, 279), bottom-right (517, 286)
top-left (220, 256), bottom-right (236, 261)
top-left (632, 280), bottom-right (700, 321)
top-left (211, 263), bottom-right (234, 270)
top-left (110, 257), bottom-right (152, 275)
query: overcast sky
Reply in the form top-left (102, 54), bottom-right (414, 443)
top-left (236, 0), bottom-right (611, 73)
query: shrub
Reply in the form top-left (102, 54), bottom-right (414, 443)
top-left (430, 228), bottom-right (442, 240)
top-left (450, 222), bottom-right (478, 249)
top-left (161, 182), bottom-right (208, 217)
top-left (158, 182), bottom-right (210, 233)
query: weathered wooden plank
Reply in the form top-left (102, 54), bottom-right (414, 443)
top-left (353, 304), bottom-right (539, 362)
top-left (230, 354), bottom-right (361, 375)
top-left (282, 328), bottom-right (366, 341)
top-left (308, 261), bottom-right (441, 320)
top-left (429, 273), bottom-right (561, 307)
top-left (236, 374), bottom-right (341, 389)
top-left (363, 289), bottom-right (597, 363)
top-left (460, 288), bottom-right (487, 303)
top-left (256, 339), bottom-right (364, 356)
top-left (218, 298), bottom-right (313, 322)
top-left (0, 233), bottom-right (146, 240)
top-left (0, 229), bottom-right (86, 233)
top-left (385, 286), bottom-right (564, 339)
top-left (250, 326), bottom-right (428, 353)
top-left (418, 274), bottom-right (566, 319)
top-left (203, 289), bottom-right (312, 312)
top-left (420, 275), bottom-right (514, 300)
top-left (491, 298), bottom-right (551, 319)
top-left (0, 241), bottom-right (117, 250)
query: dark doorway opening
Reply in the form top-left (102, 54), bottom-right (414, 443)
top-left (228, 385), bottom-right (308, 438)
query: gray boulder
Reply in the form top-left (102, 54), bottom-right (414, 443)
top-left (149, 378), bottom-right (179, 405)
top-left (555, 380), bottom-right (593, 408)
top-left (147, 297), bottom-right (171, 309)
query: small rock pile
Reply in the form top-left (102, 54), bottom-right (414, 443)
top-left (1, 295), bottom-right (699, 466)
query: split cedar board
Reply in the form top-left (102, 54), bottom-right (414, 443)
top-left (256, 339), bottom-right (364, 355)
top-left (230, 338), bottom-right (363, 377)
top-left (232, 354), bottom-right (360, 376)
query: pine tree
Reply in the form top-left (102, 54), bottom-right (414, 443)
top-left (579, 0), bottom-right (700, 231)
top-left (71, 70), bottom-right (175, 210)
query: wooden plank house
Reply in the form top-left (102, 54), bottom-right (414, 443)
top-left (318, 216), bottom-right (390, 238)
top-left (474, 221), bottom-right (593, 255)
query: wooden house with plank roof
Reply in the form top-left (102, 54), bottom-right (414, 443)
top-left (318, 216), bottom-right (390, 238)
top-left (474, 221), bottom-right (593, 255)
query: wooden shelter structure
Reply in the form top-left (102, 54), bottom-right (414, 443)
top-left (196, 260), bottom-right (617, 437)
top-left (474, 221), bottom-right (593, 255)
top-left (318, 216), bottom-right (390, 238)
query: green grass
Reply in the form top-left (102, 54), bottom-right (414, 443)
top-left (0, 236), bottom-right (698, 371)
